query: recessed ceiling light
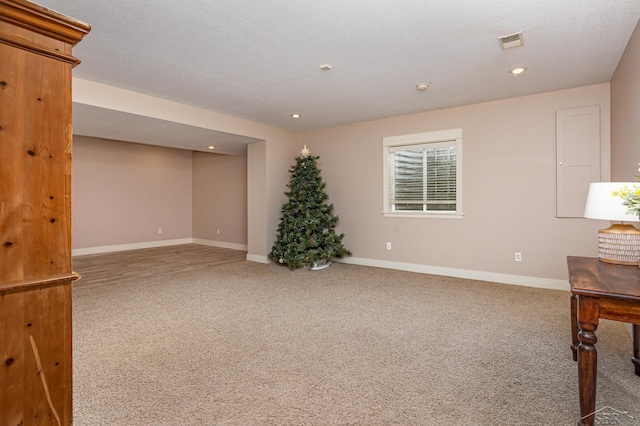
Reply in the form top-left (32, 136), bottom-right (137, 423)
top-left (416, 83), bottom-right (430, 91)
top-left (290, 113), bottom-right (302, 118)
top-left (508, 67), bottom-right (528, 76)
top-left (320, 64), bottom-right (332, 71)
top-left (208, 145), bottom-right (215, 150)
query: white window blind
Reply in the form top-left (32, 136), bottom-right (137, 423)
top-left (382, 129), bottom-right (462, 218)
top-left (389, 142), bottom-right (456, 212)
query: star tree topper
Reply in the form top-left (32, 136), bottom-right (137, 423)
top-left (300, 145), bottom-right (311, 158)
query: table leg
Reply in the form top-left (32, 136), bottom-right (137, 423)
top-left (633, 324), bottom-right (640, 377)
top-left (571, 294), bottom-right (578, 361)
top-left (577, 296), bottom-right (598, 426)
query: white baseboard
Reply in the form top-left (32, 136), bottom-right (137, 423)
top-left (73, 238), bottom-right (248, 256)
top-left (72, 243), bottom-right (568, 291)
top-left (192, 238), bottom-right (247, 251)
top-left (337, 256), bottom-right (569, 291)
top-left (246, 254), bottom-right (270, 263)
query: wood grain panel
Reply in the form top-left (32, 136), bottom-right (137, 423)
top-left (22, 284), bottom-right (72, 424)
top-left (0, 42), bottom-right (25, 284)
top-left (0, 283), bottom-right (73, 425)
top-left (21, 51), bottom-right (72, 279)
top-left (0, 1), bottom-right (88, 424)
top-left (600, 298), bottom-right (640, 323)
top-left (0, 19), bottom-right (69, 53)
top-left (0, 290), bottom-right (25, 424)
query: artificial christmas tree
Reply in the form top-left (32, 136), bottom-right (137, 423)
top-left (270, 145), bottom-right (350, 269)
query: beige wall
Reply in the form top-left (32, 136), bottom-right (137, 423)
top-left (72, 80), bottom-right (616, 282)
top-left (73, 79), bottom-right (296, 259)
top-left (296, 84), bottom-right (611, 281)
top-left (246, 139), bottom-right (298, 261)
top-left (611, 19), bottom-right (640, 180)
top-left (192, 152), bottom-right (247, 245)
top-left (247, 141), bottom-right (268, 259)
top-left (72, 136), bottom-right (193, 249)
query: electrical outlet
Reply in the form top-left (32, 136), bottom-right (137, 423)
top-left (217, 228), bottom-right (221, 234)
top-left (158, 228), bottom-right (163, 234)
top-left (515, 252), bottom-right (522, 262)
top-left (386, 242), bottom-right (391, 250)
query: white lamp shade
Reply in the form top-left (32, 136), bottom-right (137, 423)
top-left (583, 182), bottom-right (640, 222)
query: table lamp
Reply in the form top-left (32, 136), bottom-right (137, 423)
top-left (583, 182), bottom-right (640, 265)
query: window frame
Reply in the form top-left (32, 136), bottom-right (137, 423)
top-left (382, 129), bottom-right (463, 219)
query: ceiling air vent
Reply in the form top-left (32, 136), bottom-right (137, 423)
top-left (498, 32), bottom-right (523, 50)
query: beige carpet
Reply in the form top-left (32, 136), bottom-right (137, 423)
top-left (72, 261), bottom-right (640, 425)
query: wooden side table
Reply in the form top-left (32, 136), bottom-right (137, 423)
top-left (567, 256), bottom-right (640, 426)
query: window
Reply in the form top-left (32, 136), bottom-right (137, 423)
top-left (383, 129), bottom-right (462, 218)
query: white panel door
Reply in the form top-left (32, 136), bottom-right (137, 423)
top-left (556, 106), bottom-right (601, 218)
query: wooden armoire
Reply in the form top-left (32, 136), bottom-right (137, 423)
top-left (0, 1), bottom-right (89, 424)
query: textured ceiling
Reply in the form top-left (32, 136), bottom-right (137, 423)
top-left (38, 0), bottom-right (640, 152)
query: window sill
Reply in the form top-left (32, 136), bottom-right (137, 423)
top-left (382, 212), bottom-right (464, 219)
